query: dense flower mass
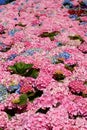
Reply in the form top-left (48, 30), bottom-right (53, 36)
top-left (0, 0), bottom-right (87, 129)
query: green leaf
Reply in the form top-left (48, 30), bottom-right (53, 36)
top-left (36, 107), bottom-right (50, 114)
top-left (7, 114), bottom-right (12, 120)
top-left (1, 45), bottom-right (12, 52)
top-left (12, 94), bottom-right (28, 105)
top-left (65, 64), bottom-right (76, 72)
top-left (39, 31), bottom-right (59, 41)
top-left (8, 62), bottom-right (40, 78)
top-left (8, 66), bottom-right (17, 74)
top-left (49, 36), bottom-right (55, 41)
top-left (15, 62), bottom-right (33, 73)
top-left (15, 22), bottom-right (26, 27)
top-left (40, 32), bottom-right (49, 37)
top-left (72, 114), bottom-right (83, 119)
top-left (27, 89), bottom-right (43, 102)
top-left (26, 68), bottom-right (40, 78)
top-left (8, 62), bottom-right (33, 75)
top-left (52, 73), bottom-right (65, 81)
top-left (52, 102), bottom-right (61, 108)
top-left (55, 58), bottom-right (64, 64)
top-left (27, 91), bottom-right (35, 102)
top-left (84, 81), bottom-right (87, 85)
top-left (5, 108), bottom-right (17, 119)
top-left (82, 93), bottom-right (87, 98)
top-left (49, 31), bottom-right (59, 37)
top-left (18, 94), bottom-right (28, 105)
top-left (12, 98), bottom-right (20, 104)
top-left (15, 62), bottom-right (26, 74)
top-left (69, 35), bottom-right (84, 42)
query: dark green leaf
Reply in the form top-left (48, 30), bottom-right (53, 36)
top-left (5, 108), bottom-right (17, 119)
top-left (8, 66), bottom-right (17, 74)
top-left (8, 62), bottom-right (40, 78)
top-left (15, 22), bottom-right (26, 27)
top-left (16, 62), bottom-right (33, 70)
top-left (69, 89), bottom-right (87, 98)
top-left (12, 94), bottom-right (28, 105)
top-left (5, 104), bottom-right (27, 119)
top-left (26, 68), bottom-right (40, 78)
top-left (8, 62), bottom-right (33, 75)
top-left (68, 112), bottom-right (82, 119)
top-left (35, 89), bottom-right (43, 97)
top-left (40, 32), bottom-right (49, 37)
top-left (36, 107), bottom-right (50, 114)
top-left (0, 46), bottom-right (12, 52)
top-left (49, 36), bottom-right (55, 41)
top-left (69, 35), bottom-right (84, 42)
top-left (73, 114), bottom-right (83, 119)
top-left (84, 81), bottom-right (87, 85)
top-left (55, 58), bottom-right (64, 64)
top-left (65, 64), bottom-right (76, 72)
top-left (52, 73), bottom-right (65, 81)
top-left (7, 114), bottom-right (12, 120)
top-left (39, 31), bottom-right (59, 41)
top-left (18, 94), bottom-right (28, 105)
top-left (27, 91), bottom-right (36, 102)
top-left (27, 89), bottom-right (43, 102)
top-left (82, 93), bottom-right (87, 98)
top-left (52, 102), bottom-right (61, 108)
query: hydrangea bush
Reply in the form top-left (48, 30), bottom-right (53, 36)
top-left (0, 0), bottom-right (87, 129)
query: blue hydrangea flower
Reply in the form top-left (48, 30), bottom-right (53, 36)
top-left (83, 0), bottom-right (87, 6)
top-left (15, 87), bottom-right (20, 94)
top-left (0, 0), bottom-right (15, 5)
top-left (51, 56), bottom-right (58, 64)
top-left (0, 84), bottom-right (8, 102)
top-left (0, 42), bottom-right (3, 45)
top-left (8, 84), bottom-right (20, 94)
top-left (21, 48), bottom-right (43, 56)
top-left (0, 8), bottom-right (3, 12)
top-left (25, 49), bottom-right (35, 56)
top-left (56, 42), bottom-right (62, 46)
top-left (80, 22), bottom-right (87, 25)
top-left (22, 49), bottom-right (35, 56)
top-left (7, 54), bottom-right (17, 61)
top-left (63, 0), bottom-right (73, 8)
top-left (8, 29), bottom-right (19, 36)
top-left (0, 0), bottom-right (7, 4)
top-left (14, 18), bottom-right (17, 20)
top-left (58, 52), bottom-right (70, 59)
top-left (85, 33), bottom-right (87, 36)
top-left (69, 14), bottom-right (78, 20)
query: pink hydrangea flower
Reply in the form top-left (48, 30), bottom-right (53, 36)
top-left (78, 42), bottom-right (87, 53)
top-left (0, 111), bottom-right (8, 129)
top-left (69, 80), bottom-right (85, 94)
top-left (0, 24), bottom-right (4, 34)
top-left (20, 77), bottom-right (35, 93)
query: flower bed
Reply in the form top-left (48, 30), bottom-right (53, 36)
top-left (0, 0), bottom-right (87, 129)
